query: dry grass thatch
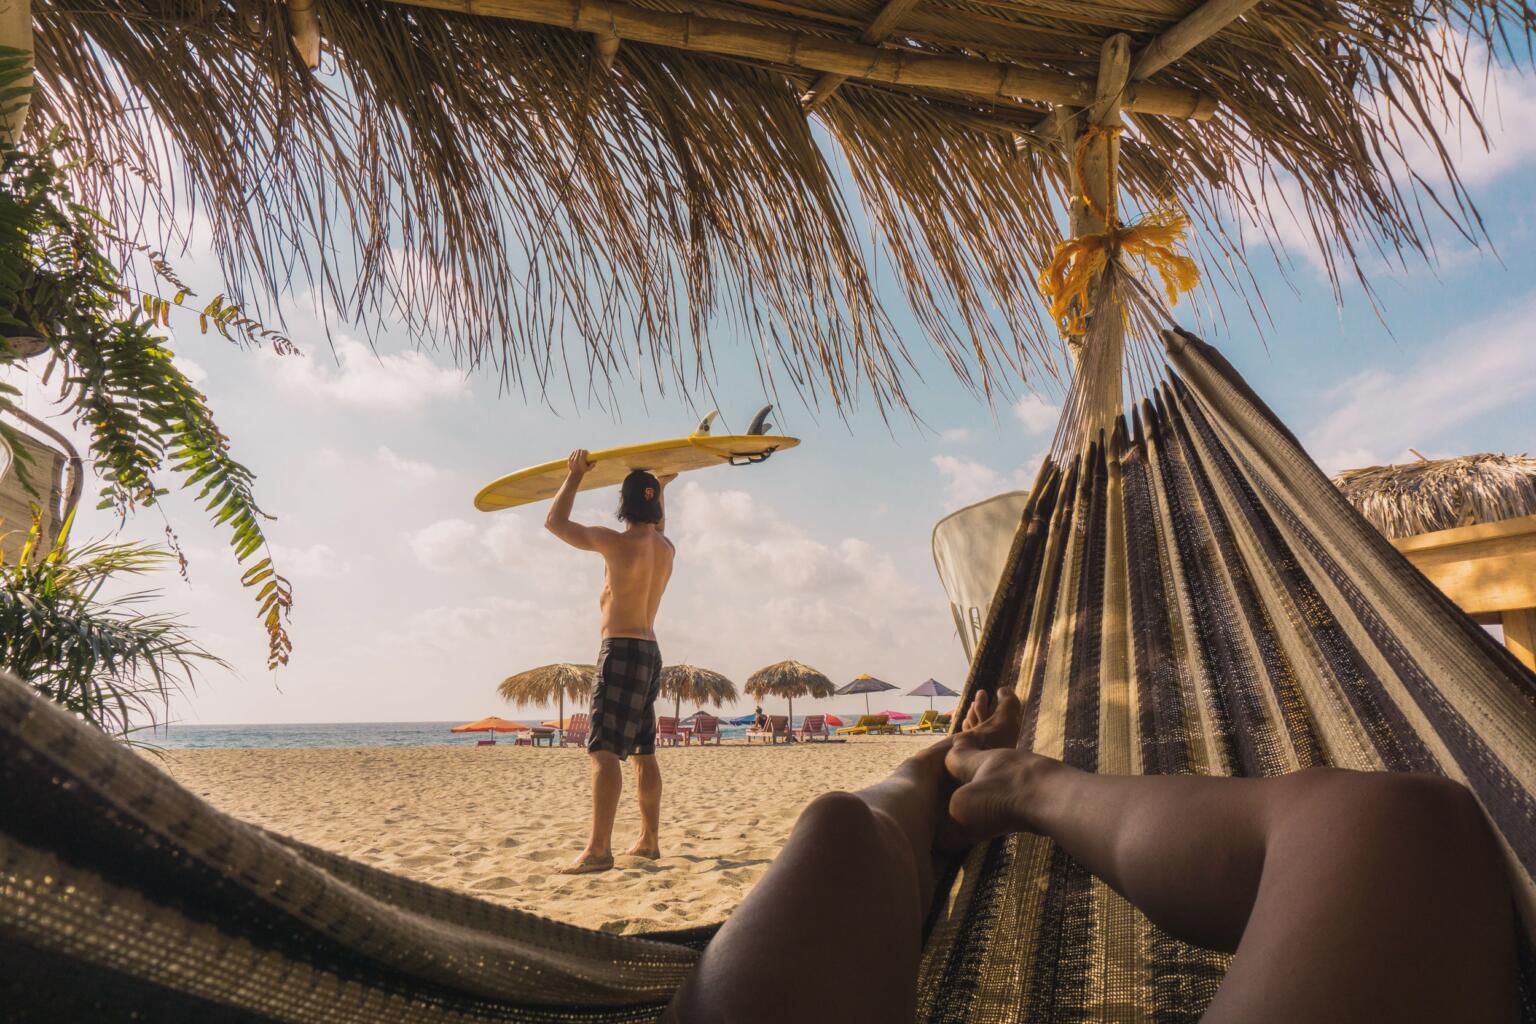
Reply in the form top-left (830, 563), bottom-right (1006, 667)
top-left (659, 663), bottom-right (738, 706)
top-left (1333, 453), bottom-right (1536, 539)
top-left (744, 659), bottom-right (836, 700)
top-left (34, 0), bottom-right (1536, 410)
top-left (497, 663), bottom-right (596, 706)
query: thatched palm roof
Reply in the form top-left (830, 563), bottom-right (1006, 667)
top-left (659, 664), bottom-right (737, 707)
top-left (745, 659), bottom-right (836, 700)
top-left (33, 1), bottom-right (1534, 409)
top-left (1333, 453), bottom-right (1536, 540)
top-left (497, 663), bottom-right (595, 706)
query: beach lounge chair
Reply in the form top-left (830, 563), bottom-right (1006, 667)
top-left (798, 714), bottom-right (831, 741)
top-left (902, 709), bottom-right (940, 734)
top-left (935, 712), bottom-right (953, 731)
top-left (475, 738), bottom-right (496, 746)
top-left (747, 715), bottom-right (790, 743)
top-left (835, 714), bottom-right (889, 736)
top-left (562, 713), bottom-right (589, 747)
top-left (691, 714), bottom-right (722, 745)
top-left (656, 716), bottom-right (686, 746)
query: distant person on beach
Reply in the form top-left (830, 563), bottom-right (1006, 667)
top-left (753, 706), bottom-right (767, 730)
top-left (545, 450), bottom-right (676, 874)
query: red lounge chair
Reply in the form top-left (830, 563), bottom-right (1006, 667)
top-left (798, 715), bottom-right (831, 741)
top-left (562, 713), bottom-right (590, 747)
top-left (691, 714), bottom-right (722, 745)
top-left (656, 716), bottom-right (686, 746)
top-left (475, 739), bottom-right (496, 746)
top-left (767, 715), bottom-right (791, 744)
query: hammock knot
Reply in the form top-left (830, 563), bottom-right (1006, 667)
top-left (1037, 207), bottom-right (1200, 337)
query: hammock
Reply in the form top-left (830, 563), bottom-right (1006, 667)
top-left (3, 328), bottom-right (1535, 1022)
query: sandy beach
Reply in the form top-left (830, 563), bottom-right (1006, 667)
top-left (156, 736), bottom-right (939, 934)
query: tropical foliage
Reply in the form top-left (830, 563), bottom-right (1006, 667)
top-left (0, 46), bottom-right (293, 668)
top-left (0, 515), bottom-right (219, 739)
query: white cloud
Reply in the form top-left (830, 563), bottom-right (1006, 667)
top-left (939, 427), bottom-right (971, 442)
top-left (376, 446), bottom-right (442, 483)
top-left (1304, 292), bottom-right (1536, 475)
top-left (1013, 394), bottom-right (1061, 435)
top-left (268, 336), bottom-right (468, 412)
top-left (269, 542), bottom-right (349, 579)
top-left (932, 454), bottom-right (1042, 510)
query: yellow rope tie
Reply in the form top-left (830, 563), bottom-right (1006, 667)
top-left (1039, 125), bottom-right (1199, 337)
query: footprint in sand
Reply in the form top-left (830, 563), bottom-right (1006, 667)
top-left (496, 837), bottom-right (521, 849)
top-left (471, 875), bottom-right (518, 891)
top-left (400, 855), bottom-right (447, 868)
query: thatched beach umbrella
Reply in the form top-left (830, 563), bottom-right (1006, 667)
top-left (1333, 454), bottom-right (1536, 540)
top-left (838, 674), bottom-right (898, 715)
top-left (498, 664), bottom-right (595, 735)
top-left (659, 664), bottom-right (737, 721)
top-left (745, 660), bottom-right (835, 728)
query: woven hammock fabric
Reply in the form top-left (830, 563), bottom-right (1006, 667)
top-left (914, 329), bottom-right (1536, 1022)
top-left (2, 328), bottom-right (1535, 1021)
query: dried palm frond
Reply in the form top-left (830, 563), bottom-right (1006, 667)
top-left (497, 663), bottom-right (596, 706)
top-left (30, 0), bottom-right (1536, 410)
top-left (1333, 453), bottom-right (1536, 539)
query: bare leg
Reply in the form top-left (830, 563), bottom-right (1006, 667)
top-left (667, 740), bottom-right (962, 1023)
top-left (562, 751), bottom-right (622, 873)
top-left (948, 692), bottom-right (1519, 1023)
top-left (628, 754), bottom-right (662, 858)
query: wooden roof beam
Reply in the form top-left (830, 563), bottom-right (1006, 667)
top-left (385, 0), bottom-right (1219, 119)
top-left (801, 0), bottom-right (924, 111)
top-left (287, 0), bottom-right (322, 69)
top-left (1131, 0), bottom-right (1259, 81)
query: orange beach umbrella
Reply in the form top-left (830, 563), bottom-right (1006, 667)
top-left (451, 716), bottom-right (529, 734)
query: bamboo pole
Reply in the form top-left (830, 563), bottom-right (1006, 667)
top-left (1131, 0), bottom-right (1260, 81)
top-left (384, 0), bottom-right (1218, 119)
top-left (287, 0), bottom-right (322, 69)
top-left (801, 0), bottom-right (924, 111)
top-left (1062, 33), bottom-right (1130, 363)
top-left (0, 0), bottom-right (30, 144)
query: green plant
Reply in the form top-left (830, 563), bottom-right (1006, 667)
top-left (0, 515), bottom-right (221, 739)
top-left (0, 45), bottom-right (292, 668)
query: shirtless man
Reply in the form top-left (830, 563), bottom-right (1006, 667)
top-left (545, 450), bottom-right (676, 874)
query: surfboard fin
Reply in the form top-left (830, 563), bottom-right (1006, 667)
top-left (746, 405), bottom-right (773, 435)
top-left (694, 410), bottom-right (719, 436)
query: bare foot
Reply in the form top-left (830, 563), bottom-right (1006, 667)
top-left (944, 688), bottom-right (1057, 840)
top-left (626, 840), bottom-right (661, 859)
top-left (558, 852), bottom-right (615, 875)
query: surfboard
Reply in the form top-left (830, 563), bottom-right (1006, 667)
top-left (474, 433), bottom-right (800, 512)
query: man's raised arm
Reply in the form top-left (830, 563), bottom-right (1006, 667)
top-left (545, 449), bottom-right (605, 550)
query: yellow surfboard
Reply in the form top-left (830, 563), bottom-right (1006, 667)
top-left (474, 413), bottom-right (799, 512)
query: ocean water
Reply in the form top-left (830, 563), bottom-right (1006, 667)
top-left (147, 716), bottom-right (917, 748)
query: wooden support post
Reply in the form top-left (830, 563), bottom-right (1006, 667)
top-left (1062, 33), bottom-right (1130, 362)
top-left (287, 0), bottom-right (322, 70)
top-left (594, 29), bottom-right (621, 71)
top-left (1132, 0), bottom-right (1260, 82)
top-left (801, 0), bottom-right (924, 111)
top-left (0, 0), bottom-right (31, 144)
top-left (1504, 609), bottom-right (1536, 672)
top-left (384, 0), bottom-right (1217, 118)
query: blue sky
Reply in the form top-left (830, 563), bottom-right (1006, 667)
top-left (10, 49), bottom-right (1536, 727)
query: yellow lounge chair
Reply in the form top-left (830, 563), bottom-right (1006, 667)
top-left (835, 714), bottom-right (889, 735)
top-left (902, 709), bottom-right (940, 734)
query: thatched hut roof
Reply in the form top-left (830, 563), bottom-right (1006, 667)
top-left (745, 659), bottom-right (836, 700)
top-left (34, 1), bottom-right (1534, 408)
top-left (1333, 453), bottom-right (1536, 540)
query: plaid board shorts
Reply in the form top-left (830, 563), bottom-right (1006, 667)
top-left (587, 637), bottom-right (663, 759)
